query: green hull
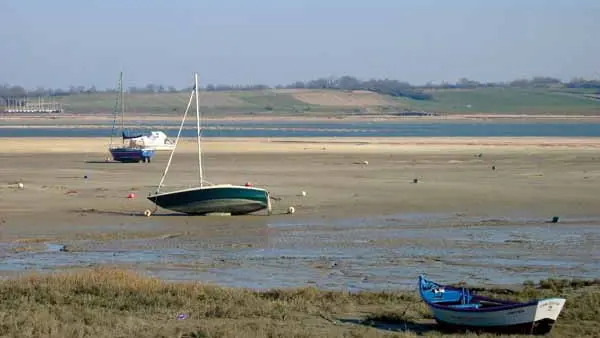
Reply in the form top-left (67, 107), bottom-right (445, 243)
top-left (148, 185), bottom-right (269, 215)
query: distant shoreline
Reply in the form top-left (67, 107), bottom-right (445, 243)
top-left (2, 113), bottom-right (600, 138)
top-left (2, 112), bottom-right (600, 124)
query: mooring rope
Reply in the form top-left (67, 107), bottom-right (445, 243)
top-left (148, 86), bottom-right (195, 215)
top-left (155, 88), bottom-right (194, 193)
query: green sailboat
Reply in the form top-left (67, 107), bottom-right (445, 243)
top-left (147, 73), bottom-right (272, 215)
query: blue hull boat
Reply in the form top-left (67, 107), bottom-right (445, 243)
top-left (147, 184), bottom-right (270, 215)
top-left (110, 147), bottom-right (155, 163)
top-left (107, 72), bottom-right (157, 164)
top-left (418, 275), bottom-right (565, 335)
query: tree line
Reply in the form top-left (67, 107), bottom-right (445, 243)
top-left (2, 75), bottom-right (599, 103)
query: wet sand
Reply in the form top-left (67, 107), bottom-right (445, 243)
top-left (1, 137), bottom-right (599, 288)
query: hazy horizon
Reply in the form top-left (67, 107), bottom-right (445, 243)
top-left (1, 0), bottom-right (599, 90)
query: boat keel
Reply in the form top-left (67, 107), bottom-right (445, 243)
top-left (434, 318), bottom-right (556, 335)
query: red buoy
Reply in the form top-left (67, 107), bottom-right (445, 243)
top-left (127, 193), bottom-right (136, 199)
top-left (244, 182), bottom-right (252, 187)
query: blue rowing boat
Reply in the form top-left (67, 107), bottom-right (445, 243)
top-left (418, 275), bottom-right (565, 335)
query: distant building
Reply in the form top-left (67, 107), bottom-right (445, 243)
top-left (2, 96), bottom-right (64, 114)
top-left (395, 111), bottom-right (438, 117)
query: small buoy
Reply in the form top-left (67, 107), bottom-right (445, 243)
top-left (127, 193), bottom-right (136, 199)
top-left (492, 166), bottom-right (496, 171)
top-left (84, 175), bottom-right (88, 179)
top-left (287, 206), bottom-right (296, 214)
top-left (301, 191), bottom-right (307, 197)
top-left (362, 160), bottom-right (369, 165)
top-left (144, 209), bottom-right (152, 217)
top-left (551, 216), bottom-right (559, 223)
top-left (413, 178), bottom-right (419, 184)
top-left (244, 182), bottom-right (252, 187)
top-left (17, 182), bottom-right (24, 189)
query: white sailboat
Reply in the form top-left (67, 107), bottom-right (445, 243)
top-left (126, 131), bottom-right (175, 151)
top-left (108, 72), bottom-right (156, 163)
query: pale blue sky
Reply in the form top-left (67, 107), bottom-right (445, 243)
top-left (1, 0), bottom-right (599, 89)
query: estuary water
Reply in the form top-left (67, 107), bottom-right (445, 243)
top-left (2, 120), bottom-right (600, 137)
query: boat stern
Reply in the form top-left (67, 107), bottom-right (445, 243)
top-left (534, 298), bottom-right (566, 322)
top-left (141, 148), bottom-right (156, 157)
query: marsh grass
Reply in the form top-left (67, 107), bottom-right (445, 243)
top-left (0, 268), bottom-right (598, 338)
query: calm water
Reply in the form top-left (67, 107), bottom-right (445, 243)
top-left (2, 121), bottom-right (600, 137)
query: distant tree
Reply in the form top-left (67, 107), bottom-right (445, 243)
top-left (145, 84), bottom-right (157, 93)
top-left (306, 78), bottom-right (331, 89)
top-left (287, 81), bottom-right (305, 89)
top-left (567, 78), bottom-right (600, 89)
top-left (338, 76), bottom-right (362, 90)
top-left (508, 78), bottom-right (531, 88)
top-left (529, 76), bottom-right (562, 87)
top-left (6, 85), bottom-right (27, 97)
top-left (3, 75), bottom-right (600, 101)
top-left (456, 78), bottom-right (480, 88)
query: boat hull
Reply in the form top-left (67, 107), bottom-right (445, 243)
top-left (110, 147), bottom-right (155, 163)
top-left (147, 185), bottom-right (270, 215)
top-left (418, 275), bottom-right (565, 335)
top-left (427, 299), bottom-right (564, 335)
top-left (435, 317), bottom-right (556, 335)
top-left (149, 144), bottom-right (175, 151)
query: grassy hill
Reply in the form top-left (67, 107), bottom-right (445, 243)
top-left (52, 87), bottom-right (600, 116)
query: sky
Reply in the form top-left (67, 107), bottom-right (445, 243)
top-left (1, 0), bottom-right (599, 90)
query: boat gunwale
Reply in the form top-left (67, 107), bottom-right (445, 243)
top-left (147, 184), bottom-right (269, 200)
top-left (109, 149), bottom-right (155, 153)
top-left (418, 275), bottom-right (564, 313)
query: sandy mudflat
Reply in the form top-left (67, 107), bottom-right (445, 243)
top-left (3, 136), bottom-right (600, 153)
top-left (1, 136), bottom-right (600, 236)
top-left (1, 137), bottom-right (599, 286)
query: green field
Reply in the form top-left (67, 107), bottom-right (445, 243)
top-left (33, 87), bottom-right (600, 116)
top-left (403, 87), bottom-right (600, 114)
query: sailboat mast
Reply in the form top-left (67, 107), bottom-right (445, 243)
top-left (119, 72), bottom-right (124, 133)
top-left (195, 73), bottom-right (203, 187)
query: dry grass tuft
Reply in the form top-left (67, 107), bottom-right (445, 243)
top-left (0, 268), bottom-right (598, 337)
